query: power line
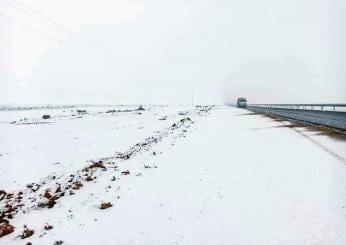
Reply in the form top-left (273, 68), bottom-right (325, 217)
top-left (10, 0), bottom-right (115, 57)
top-left (0, 12), bottom-right (116, 67)
top-left (4, 0), bottom-right (116, 59)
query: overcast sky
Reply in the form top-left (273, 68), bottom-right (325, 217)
top-left (0, 0), bottom-right (345, 105)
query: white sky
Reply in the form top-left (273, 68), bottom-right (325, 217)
top-left (0, 0), bottom-right (345, 105)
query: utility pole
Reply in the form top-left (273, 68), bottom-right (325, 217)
top-left (191, 86), bottom-right (195, 107)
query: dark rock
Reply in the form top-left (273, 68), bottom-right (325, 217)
top-left (21, 227), bottom-right (34, 239)
top-left (0, 190), bottom-right (6, 201)
top-left (137, 105), bottom-right (145, 111)
top-left (85, 176), bottom-right (93, 182)
top-left (0, 218), bottom-right (9, 224)
top-left (47, 199), bottom-right (57, 208)
top-left (38, 198), bottom-right (57, 209)
top-left (100, 202), bottom-right (112, 210)
top-left (121, 170), bottom-right (130, 175)
top-left (44, 223), bottom-right (53, 230)
top-left (89, 161), bottom-right (106, 170)
top-left (43, 191), bottom-right (53, 199)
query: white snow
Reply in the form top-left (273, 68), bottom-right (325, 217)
top-left (1, 105), bottom-right (346, 244)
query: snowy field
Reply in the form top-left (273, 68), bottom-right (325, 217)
top-left (1, 105), bottom-right (346, 244)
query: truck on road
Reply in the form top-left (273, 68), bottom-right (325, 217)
top-left (237, 98), bottom-right (247, 108)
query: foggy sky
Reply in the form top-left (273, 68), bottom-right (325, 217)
top-left (0, 0), bottom-right (345, 105)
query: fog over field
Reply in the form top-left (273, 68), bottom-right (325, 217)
top-left (0, 0), bottom-right (345, 104)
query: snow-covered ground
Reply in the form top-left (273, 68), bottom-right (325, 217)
top-left (1, 105), bottom-right (346, 244)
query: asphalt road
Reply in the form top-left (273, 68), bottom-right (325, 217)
top-left (247, 107), bottom-right (346, 130)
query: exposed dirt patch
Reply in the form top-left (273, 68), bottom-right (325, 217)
top-left (0, 223), bottom-right (15, 237)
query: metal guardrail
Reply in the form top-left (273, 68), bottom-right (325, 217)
top-left (248, 104), bottom-right (346, 112)
top-left (246, 104), bottom-right (346, 130)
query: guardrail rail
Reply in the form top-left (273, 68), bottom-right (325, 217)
top-left (246, 103), bottom-right (346, 131)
